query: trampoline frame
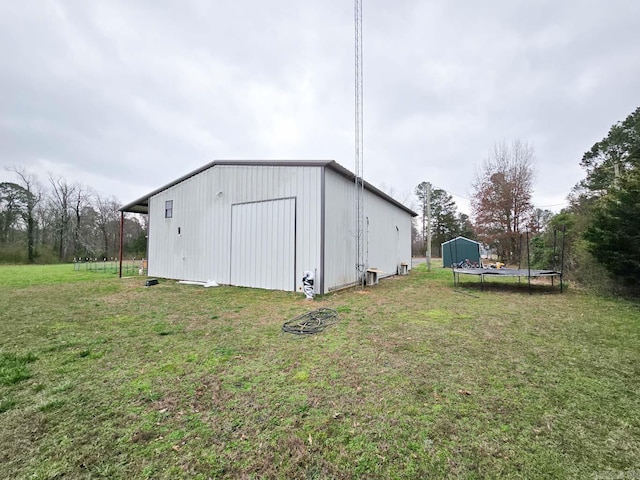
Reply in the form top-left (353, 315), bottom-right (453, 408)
top-left (452, 267), bottom-right (563, 292)
top-left (450, 228), bottom-right (566, 294)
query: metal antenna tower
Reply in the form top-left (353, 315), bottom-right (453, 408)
top-left (354, 0), bottom-right (365, 287)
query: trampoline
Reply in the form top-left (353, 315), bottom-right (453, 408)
top-left (450, 228), bottom-right (566, 294)
top-left (452, 267), bottom-right (563, 292)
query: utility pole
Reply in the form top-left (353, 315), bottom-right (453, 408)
top-left (354, 0), bottom-right (365, 286)
top-left (426, 182), bottom-right (432, 272)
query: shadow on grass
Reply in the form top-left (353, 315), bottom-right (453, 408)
top-left (454, 280), bottom-right (565, 294)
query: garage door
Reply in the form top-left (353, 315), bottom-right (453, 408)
top-left (230, 198), bottom-right (296, 291)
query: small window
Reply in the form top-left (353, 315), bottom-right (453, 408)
top-left (165, 200), bottom-right (173, 218)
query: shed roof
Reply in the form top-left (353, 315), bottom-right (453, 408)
top-left (441, 236), bottom-right (481, 246)
top-left (120, 160), bottom-right (417, 216)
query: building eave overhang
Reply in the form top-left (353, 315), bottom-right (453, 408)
top-left (119, 160), bottom-right (418, 217)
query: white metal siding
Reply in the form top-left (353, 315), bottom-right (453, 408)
top-left (323, 169), bottom-right (357, 290)
top-left (147, 165), bottom-right (321, 292)
top-left (230, 198), bottom-right (295, 291)
top-left (365, 189), bottom-right (413, 277)
top-left (323, 169), bottom-right (413, 290)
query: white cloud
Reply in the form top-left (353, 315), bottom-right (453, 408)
top-left (1, 0), bottom-right (639, 218)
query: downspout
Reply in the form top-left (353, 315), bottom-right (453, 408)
top-left (118, 211), bottom-right (124, 278)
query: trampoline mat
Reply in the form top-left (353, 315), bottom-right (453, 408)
top-left (453, 268), bottom-right (561, 277)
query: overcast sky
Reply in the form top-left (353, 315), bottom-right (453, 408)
top-left (1, 0), bottom-right (639, 214)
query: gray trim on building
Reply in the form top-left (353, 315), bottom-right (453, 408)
top-left (320, 165), bottom-right (326, 295)
top-left (120, 160), bottom-right (417, 217)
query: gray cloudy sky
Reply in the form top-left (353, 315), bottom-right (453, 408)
top-left (2, 0), bottom-right (639, 214)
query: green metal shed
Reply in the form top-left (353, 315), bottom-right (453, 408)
top-left (442, 236), bottom-right (481, 267)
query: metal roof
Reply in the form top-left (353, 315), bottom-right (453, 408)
top-left (441, 236), bottom-right (481, 245)
top-left (120, 159), bottom-right (417, 216)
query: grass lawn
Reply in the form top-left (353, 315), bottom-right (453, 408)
top-left (1, 263), bottom-right (639, 479)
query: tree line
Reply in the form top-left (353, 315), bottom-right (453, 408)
top-left (0, 167), bottom-right (146, 263)
top-left (412, 183), bottom-right (474, 257)
top-left (4, 106), bottom-right (638, 293)
top-left (413, 140), bottom-right (552, 263)
top-left (412, 105), bottom-right (639, 293)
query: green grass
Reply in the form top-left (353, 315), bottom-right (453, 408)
top-left (0, 352), bottom-right (38, 385)
top-left (0, 263), bottom-right (117, 288)
top-left (0, 263), bottom-right (639, 479)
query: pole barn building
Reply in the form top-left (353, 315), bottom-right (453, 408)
top-left (120, 160), bottom-right (417, 294)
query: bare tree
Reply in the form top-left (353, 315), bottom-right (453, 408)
top-left (530, 208), bottom-right (553, 233)
top-left (70, 184), bottom-right (92, 258)
top-left (378, 182), bottom-right (413, 207)
top-left (35, 197), bottom-right (56, 256)
top-left (0, 170), bottom-right (142, 263)
top-left (471, 140), bottom-right (536, 263)
top-left (49, 174), bottom-right (78, 261)
top-left (94, 193), bottom-right (121, 258)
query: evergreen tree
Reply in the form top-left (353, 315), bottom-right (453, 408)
top-left (568, 106), bottom-right (640, 291)
top-left (430, 188), bottom-right (459, 256)
top-left (578, 106), bottom-right (640, 196)
top-left (584, 170), bottom-right (640, 285)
